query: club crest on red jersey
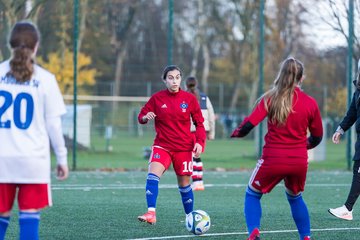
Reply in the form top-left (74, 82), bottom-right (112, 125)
top-left (180, 102), bottom-right (188, 112)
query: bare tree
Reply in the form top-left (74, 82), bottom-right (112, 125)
top-left (229, 0), bottom-right (259, 112)
top-left (107, 0), bottom-right (137, 97)
top-left (306, 0), bottom-right (360, 59)
top-left (77, 0), bottom-right (88, 53)
top-left (188, 0), bottom-right (211, 94)
top-left (0, 0), bottom-right (46, 60)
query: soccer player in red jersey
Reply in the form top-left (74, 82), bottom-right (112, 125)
top-left (137, 65), bottom-right (206, 225)
top-left (231, 58), bottom-right (323, 240)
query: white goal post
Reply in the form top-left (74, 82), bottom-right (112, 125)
top-left (63, 95), bottom-right (150, 102)
top-left (62, 95), bottom-right (152, 144)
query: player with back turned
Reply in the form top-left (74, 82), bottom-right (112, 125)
top-left (0, 21), bottom-right (68, 240)
top-left (231, 58), bottom-right (323, 240)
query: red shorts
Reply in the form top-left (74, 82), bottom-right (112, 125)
top-left (0, 184), bottom-right (51, 212)
top-left (150, 146), bottom-right (193, 176)
top-left (249, 158), bottom-right (307, 195)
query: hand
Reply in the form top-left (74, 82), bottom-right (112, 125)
top-left (207, 133), bottom-right (214, 140)
top-left (230, 128), bottom-right (241, 138)
top-left (193, 143), bottom-right (203, 158)
top-left (231, 117), bottom-right (250, 138)
top-left (143, 112), bottom-right (156, 121)
top-left (57, 164), bottom-right (69, 180)
top-left (332, 132), bottom-right (342, 144)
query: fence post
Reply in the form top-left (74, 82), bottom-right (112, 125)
top-left (72, 0), bottom-right (79, 170)
top-left (167, 0), bottom-right (173, 65)
top-left (257, 0), bottom-right (265, 157)
top-left (346, 0), bottom-right (354, 170)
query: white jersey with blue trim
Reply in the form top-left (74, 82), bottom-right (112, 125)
top-left (0, 60), bottom-right (66, 183)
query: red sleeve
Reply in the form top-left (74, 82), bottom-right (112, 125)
top-left (308, 100), bottom-right (323, 137)
top-left (230, 99), bottom-right (268, 138)
top-left (190, 96), bottom-right (206, 150)
top-left (247, 98), bottom-right (268, 126)
top-left (138, 96), bottom-right (155, 124)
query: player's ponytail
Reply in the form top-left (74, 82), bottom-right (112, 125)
top-left (8, 21), bottom-right (39, 83)
top-left (262, 57), bottom-right (300, 126)
top-left (186, 76), bottom-right (201, 101)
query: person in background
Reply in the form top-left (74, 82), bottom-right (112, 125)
top-left (328, 59), bottom-right (360, 221)
top-left (224, 113), bottom-right (233, 137)
top-left (186, 76), bottom-right (215, 191)
top-left (137, 65), bottom-right (206, 225)
top-left (231, 57), bottom-right (323, 240)
top-left (0, 21), bottom-right (69, 240)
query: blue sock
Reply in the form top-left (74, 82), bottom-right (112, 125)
top-left (244, 186), bottom-right (262, 235)
top-left (19, 212), bottom-right (40, 240)
top-left (0, 216), bottom-right (10, 240)
top-left (146, 173), bottom-right (160, 210)
top-left (286, 192), bottom-right (310, 240)
top-left (179, 185), bottom-right (193, 214)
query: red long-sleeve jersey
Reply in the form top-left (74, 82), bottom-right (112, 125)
top-left (138, 89), bottom-right (206, 152)
top-left (244, 87), bottom-right (323, 160)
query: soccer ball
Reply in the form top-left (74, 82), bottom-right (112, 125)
top-left (185, 210), bottom-right (211, 235)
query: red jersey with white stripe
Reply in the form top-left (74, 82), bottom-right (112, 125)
top-left (248, 87), bottom-right (323, 160)
top-left (138, 89), bottom-right (206, 152)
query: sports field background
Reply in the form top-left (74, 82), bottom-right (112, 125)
top-left (4, 171), bottom-right (360, 240)
top-left (68, 135), bottom-right (350, 171)
top-left (1, 1), bottom-right (359, 239)
top-left (4, 136), bottom-right (356, 239)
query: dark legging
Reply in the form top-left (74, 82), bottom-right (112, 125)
top-left (345, 160), bottom-right (360, 211)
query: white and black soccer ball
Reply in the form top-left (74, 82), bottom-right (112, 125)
top-left (185, 210), bottom-right (211, 235)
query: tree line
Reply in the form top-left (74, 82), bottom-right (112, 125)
top-left (0, 0), bottom-right (359, 120)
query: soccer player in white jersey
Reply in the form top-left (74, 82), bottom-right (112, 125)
top-left (0, 21), bottom-right (69, 240)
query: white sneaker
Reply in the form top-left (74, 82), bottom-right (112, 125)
top-left (328, 205), bottom-right (353, 220)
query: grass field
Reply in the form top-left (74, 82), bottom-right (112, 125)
top-left (69, 135), bottom-right (350, 171)
top-left (4, 171), bottom-right (360, 240)
top-left (16, 135), bottom-right (353, 239)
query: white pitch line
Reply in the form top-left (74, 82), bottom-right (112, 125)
top-left (51, 183), bottom-right (350, 190)
top-left (125, 227), bottom-right (360, 240)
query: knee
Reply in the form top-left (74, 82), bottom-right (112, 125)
top-left (0, 211), bottom-right (11, 217)
top-left (177, 175), bottom-right (191, 187)
top-left (19, 209), bottom-right (40, 213)
top-left (246, 186), bottom-right (262, 199)
top-left (285, 190), bottom-right (302, 202)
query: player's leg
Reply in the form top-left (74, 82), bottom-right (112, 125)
top-left (328, 160), bottom-right (360, 221)
top-left (285, 163), bottom-right (310, 240)
top-left (192, 156), bottom-right (204, 191)
top-left (0, 184), bottom-right (17, 240)
top-left (174, 151), bottom-right (194, 215)
top-left (286, 191), bottom-right (310, 240)
top-left (245, 158), bottom-right (284, 239)
top-left (19, 211), bottom-right (41, 240)
top-left (138, 147), bottom-right (169, 224)
top-left (244, 186), bottom-right (262, 240)
top-left (18, 184), bottom-right (50, 240)
top-left (177, 175), bottom-right (193, 215)
top-left (0, 212), bottom-right (10, 240)
top-left (344, 160), bottom-right (360, 211)
top-left (244, 160), bottom-right (265, 239)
